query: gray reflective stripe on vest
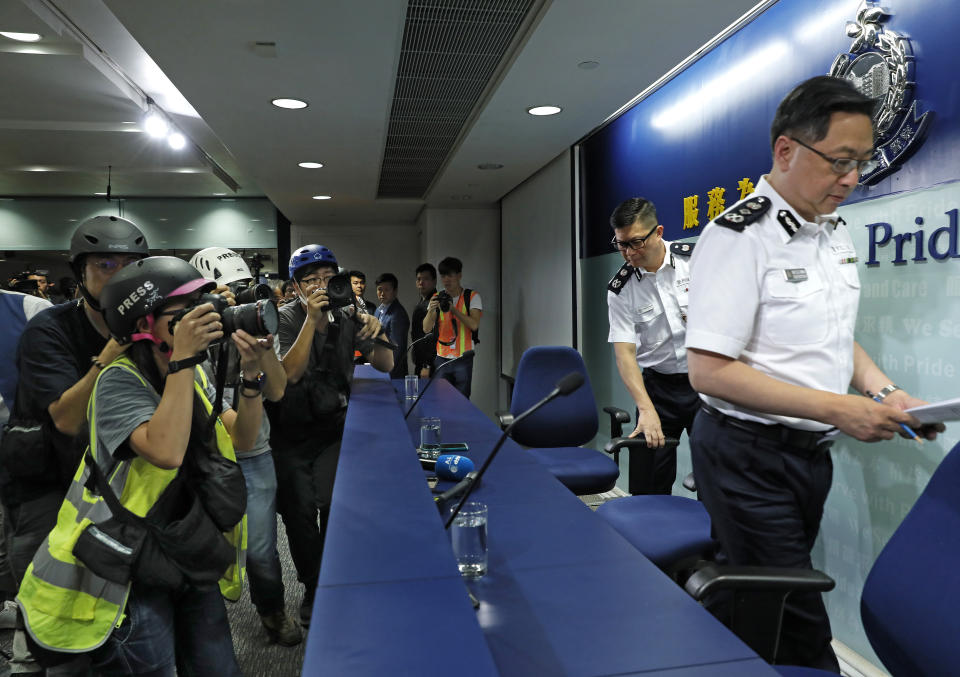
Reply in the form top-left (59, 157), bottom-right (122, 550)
top-left (29, 544), bottom-right (128, 608)
top-left (62, 463), bottom-right (131, 526)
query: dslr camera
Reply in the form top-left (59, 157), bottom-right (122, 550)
top-left (322, 273), bottom-right (355, 312)
top-left (169, 293), bottom-right (279, 341)
top-left (436, 290), bottom-right (453, 312)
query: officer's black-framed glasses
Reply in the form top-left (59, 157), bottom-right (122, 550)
top-left (789, 136), bottom-right (879, 176)
top-left (611, 224), bottom-right (659, 252)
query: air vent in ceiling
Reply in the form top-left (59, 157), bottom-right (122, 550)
top-left (377, 0), bottom-right (538, 199)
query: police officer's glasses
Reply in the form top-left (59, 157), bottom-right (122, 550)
top-left (611, 225), bottom-right (658, 252)
top-left (790, 137), bottom-right (879, 176)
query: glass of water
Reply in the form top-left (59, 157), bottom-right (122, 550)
top-left (404, 374), bottom-right (418, 399)
top-left (451, 501), bottom-right (488, 578)
top-left (420, 417), bottom-right (441, 456)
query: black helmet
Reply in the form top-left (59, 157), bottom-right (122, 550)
top-left (70, 215), bottom-right (150, 311)
top-left (69, 215), bottom-right (149, 264)
top-left (101, 256), bottom-right (215, 343)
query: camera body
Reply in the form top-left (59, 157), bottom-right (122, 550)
top-left (170, 292), bottom-right (279, 341)
top-left (323, 273), bottom-right (355, 311)
top-left (436, 290), bottom-right (453, 312)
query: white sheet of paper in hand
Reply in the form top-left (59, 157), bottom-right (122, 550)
top-left (905, 398), bottom-right (960, 424)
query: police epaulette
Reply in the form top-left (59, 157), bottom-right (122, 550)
top-left (607, 262), bottom-right (633, 295)
top-left (714, 195), bottom-right (771, 232)
top-left (670, 242), bottom-right (695, 257)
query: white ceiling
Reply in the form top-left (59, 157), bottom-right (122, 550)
top-left (0, 0), bottom-right (761, 226)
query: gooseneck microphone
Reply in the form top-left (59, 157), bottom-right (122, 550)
top-left (440, 371), bottom-right (585, 529)
top-left (403, 349), bottom-right (475, 419)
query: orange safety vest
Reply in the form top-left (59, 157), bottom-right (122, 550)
top-left (436, 290), bottom-right (477, 358)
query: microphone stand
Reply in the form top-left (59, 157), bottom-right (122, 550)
top-left (441, 372), bottom-right (584, 529)
top-left (403, 349), bottom-right (475, 420)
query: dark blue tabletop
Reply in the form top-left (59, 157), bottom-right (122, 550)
top-left (303, 367), bottom-right (777, 676)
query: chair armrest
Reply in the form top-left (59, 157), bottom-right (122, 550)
top-left (602, 406), bottom-right (631, 438)
top-left (495, 410), bottom-right (514, 430)
top-left (685, 563), bottom-right (835, 600)
top-left (684, 563), bottom-right (835, 663)
top-left (603, 436), bottom-right (679, 455)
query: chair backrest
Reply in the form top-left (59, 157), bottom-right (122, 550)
top-left (509, 346), bottom-right (597, 447)
top-left (860, 438), bottom-right (960, 676)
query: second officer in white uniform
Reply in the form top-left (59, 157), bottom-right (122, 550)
top-left (607, 197), bottom-right (700, 495)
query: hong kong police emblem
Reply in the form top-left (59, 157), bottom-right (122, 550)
top-left (828, 0), bottom-right (933, 185)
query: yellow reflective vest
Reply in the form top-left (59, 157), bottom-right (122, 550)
top-left (16, 355), bottom-right (246, 653)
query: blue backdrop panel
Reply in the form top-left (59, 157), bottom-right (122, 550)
top-left (579, 0), bottom-right (960, 257)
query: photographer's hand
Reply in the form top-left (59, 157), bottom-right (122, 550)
top-left (305, 287), bottom-right (330, 329)
top-left (233, 328), bottom-right (267, 373)
top-left (357, 313), bottom-right (383, 341)
top-left (212, 284), bottom-right (237, 307)
top-left (170, 303), bottom-right (223, 359)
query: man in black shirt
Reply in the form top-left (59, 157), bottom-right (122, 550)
top-left (2, 216), bottom-right (149, 583)
top-left (410, 263), bottom-right (437, 378)
top-left (269, 245), bottom-right (392, 627)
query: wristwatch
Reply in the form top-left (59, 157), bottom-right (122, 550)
top-left (875, 384), bottom-right (901, 401)
top-left (240, 371), bottom-right (265, 394)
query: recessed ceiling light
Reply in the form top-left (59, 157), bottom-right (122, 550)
top-left (220, 198), bottom-right (236, 202)
top-left (167, 132), bottom-right (186, 150)
top-left (312, 195), bottom-right (332, 200)
top-left (298, 161), bottom-right (324, 169)
top-left (213, 192), bottom-right (226, 196)
top-left (0, 32), bottom-right (42, 42)
top-left (266, 229), bottom-right (275, 232)
top-left (477, 163), bottom-right (503, 170)
top-left (527, 105), bottom-right (562, 116)
top-left (272, 98), bottom-right (308, 110)
top-left (185, 228), bottom-right (195, 231)
top-left (94, 192), bottom-right (107, 196)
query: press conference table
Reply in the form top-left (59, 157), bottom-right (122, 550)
top-left (302, 367), bottom-right (777, 676)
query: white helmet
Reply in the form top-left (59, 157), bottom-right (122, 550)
top-left (189, 246), bottom-right (252, 286)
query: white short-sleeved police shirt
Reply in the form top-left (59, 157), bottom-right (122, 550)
top-left (685, 176), bottom-right (860, 431)
top-left (607, 239), bottom-right (692, 374)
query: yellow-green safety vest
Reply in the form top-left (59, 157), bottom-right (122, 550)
top-left (16, 355), bottom-right (247, 653)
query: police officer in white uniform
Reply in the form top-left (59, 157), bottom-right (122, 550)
top-left (686, 76), bottom-right (943, 671)
top-left (607, 197), bottom-right (700, 495)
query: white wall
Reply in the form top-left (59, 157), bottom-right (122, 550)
top-left (290, 222), bottom-right (421, 372)
top-left (418, 207), bottom-right (500, 418)
top-left (500, 150), bottom-right (574, 383)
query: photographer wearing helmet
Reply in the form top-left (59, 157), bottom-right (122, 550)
top-left (268, 244), bottom-right (392, 627)
top-left (190, 246), bottom-right (300, 646)
top-left (1, 216), bottom-right (147, 600)
top-left (17, 255), bottom-right (266, 675)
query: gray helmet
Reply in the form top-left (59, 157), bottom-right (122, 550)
top-left (69, 215), bottom-right (149, 264)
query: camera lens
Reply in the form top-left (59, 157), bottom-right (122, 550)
top-left (235, 283), bottom-right (272, 305)
top-left (221, 299), bottom-right (279, 338)
top-left (324, 273), bottom-right (354, 310)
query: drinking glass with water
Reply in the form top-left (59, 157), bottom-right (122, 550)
top-left (420, 417), bottom-right (441, 457)
top-left (451, 501), bottom-right (488, 577)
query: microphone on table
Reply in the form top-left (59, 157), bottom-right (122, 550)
top-left (434, 454), bottom-right (474, 480)
top-left (439, 371), bottom-right (585, 529)
top-left (403, 349), bottom-right (476, 420)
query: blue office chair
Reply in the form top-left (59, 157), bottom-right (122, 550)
top-left (501, 346), bottom-right (623, 495)
top-left (689, 437), bottom-right (960, 675)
